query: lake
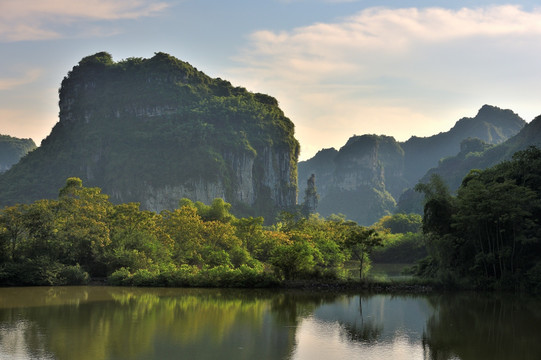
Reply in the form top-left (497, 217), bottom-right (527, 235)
top-left (0, 286), bottom-right (540, 359)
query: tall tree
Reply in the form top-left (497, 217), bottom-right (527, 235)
top-left (345, 225), bottom-right (383, 279)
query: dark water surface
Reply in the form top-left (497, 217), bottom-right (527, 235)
top-left (0, 286), bottom-right (540, 359)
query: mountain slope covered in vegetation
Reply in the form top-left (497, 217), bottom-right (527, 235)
top-left (0, 135), bottom-right (36, 173)
top-left (0, 52), bottom-right (299, 219)
top-left (398, 114), bottom-right (541, 213)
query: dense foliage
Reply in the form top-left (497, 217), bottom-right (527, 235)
top-left (0, 178), bottom-right (383, 287)
top-left (414, 146), bottom-right (541, 290)
top-left (371, 213), bottom-right (427, 264)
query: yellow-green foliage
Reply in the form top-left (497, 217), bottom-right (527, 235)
top-left (0, 178), bottom-right (387, 286)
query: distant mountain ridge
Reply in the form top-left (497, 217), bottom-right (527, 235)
top-left (397, 113), bottom-right (541, 213)
top-left (0, 52), bottom-right (299, 219)
top-left (0, 135), bottom-right (36, 173)
top-left (401, 105), bottom-right (525, 185)
top-left (299, 105), bottom-right (526, 225)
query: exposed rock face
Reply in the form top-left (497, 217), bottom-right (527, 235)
top-left (0, 52), bottom-right (299, 218)
top-left (301, 174), bottom-right (318, 215)
top-left (224, 151), bottom-right (255, 204)
top-left (259, 146), bottom-right (298, 209)
top-left (299, 105), bottom-right (526, 224)
top-left (144, 181), bottom-right (226, 212)
top-left (333, 135), bottom-right (406, 198)
top-left (300, 135), bottom-right (401, 225)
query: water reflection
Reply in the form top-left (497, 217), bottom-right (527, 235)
top-left (292, 295), bottom-right (431, 360)
top-left (423, 293), bottom-right (541, 360)
top-left (0, 287), bottom-right (540, 360)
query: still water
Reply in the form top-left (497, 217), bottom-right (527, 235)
top-left (0, 286), bottom-right (540, 360)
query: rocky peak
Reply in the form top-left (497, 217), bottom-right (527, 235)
top-left (0, 52), bottom-right (300, 220)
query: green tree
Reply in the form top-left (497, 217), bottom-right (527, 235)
top-left (186, 198), bottom-right (236, 223)
top-left (105, 202), bottom-right (173, 274)
top-left (0, 204), bottom-right (26, 262)
top-left (161, 205), bottom-right (205, 266)
top-left (19, 199), bottom-right (58, 260)
top-left (55, 178), bottom-right (112, 275)
top-left (415, 174), bottom-right (456, 236)
top-left (454, 169), bottom-right (540, 284)
top-left (414, 147), bottom-right (541, 289)
top-left (345, 225), bottom-right (383, 279)
top-left (233, 216), bottom-right (266, 257)
top-left (270, 238), bottom-right (316, 280)
top-left (375, 213), bottom-right (422, 234)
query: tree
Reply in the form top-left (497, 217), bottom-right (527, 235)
top-left (414, 148), bottom-right (541, 288)
top-left (375, 213), bottom-right (422, 234)
top-left (233, 216), bottom-right (266, 256)
top-left (345, 225), bottom-right (383, 279)
top-left (270, 238), bottom-right (316, 280)
top-left (454, 169), bottom-right (540, 283)
top-left (19, 199), bottom-right (58, 260)
top-left (415, 174), bottom-right (456, 236)
top-left (55, 178), bottom-right (112, 274)
top-left (0, 204), bottom-right (26, 262)
top-left (161, 205), bottom-right (205, 266)
top-left (187, 198), bottom-right (236, 223)
top-left (105, 203), bottom-right (173, 273)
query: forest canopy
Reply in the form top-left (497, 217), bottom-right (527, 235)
top-left (2, 146), bottom-right (541, 292)
top-left (0, 178), bottom-right (382, 287)
top-left (414, 146), bottom-right (541, 291)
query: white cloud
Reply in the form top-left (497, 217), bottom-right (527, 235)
top-left (0, 0), bottom-right (170, 42)
top-left (231, 5), bottom-right (541, 159)
top-left (0, 69), bottom-right (43, 90)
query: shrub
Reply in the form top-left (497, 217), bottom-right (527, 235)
top-left (108, 267), bottom-right (133, 286)
top-left (131, 269), bottom-right (159, 286)
top-left (58, 264), bottom-right (90, 285)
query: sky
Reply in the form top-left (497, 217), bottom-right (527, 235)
top-left (1, 0), bottom-right (540, 160)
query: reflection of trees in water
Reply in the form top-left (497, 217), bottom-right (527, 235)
top-left (0, 287), bottom-right (351, 360)
top-left (339, 296), bottom-right (383, 344)
top-left (422, 293), bottom-right (541, 360)
top-left (0, 287), bottom-right (289, 360)
top-left (269, 290), bottom-right (338, 325)
top-left (341, 320), bottom-right (383, 344)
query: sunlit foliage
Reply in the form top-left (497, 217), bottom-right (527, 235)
top-left (0, 178), bottom-right (385, 287)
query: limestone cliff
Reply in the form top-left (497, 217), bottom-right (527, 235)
top-left (299, 105), bottom-right (525, 224)
top-left (300, 135), bottom-right (401, 225)
top-left (0, 52), bottom-right (299, 218)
